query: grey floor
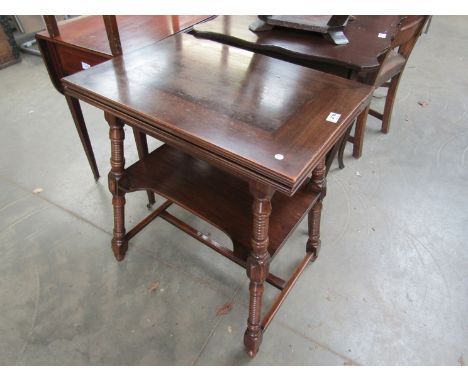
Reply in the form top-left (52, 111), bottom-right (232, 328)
top-left (0, 16), bottom-right (467, 366)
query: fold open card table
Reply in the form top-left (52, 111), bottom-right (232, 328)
top-left (62, 33), bottom-right (372, 357)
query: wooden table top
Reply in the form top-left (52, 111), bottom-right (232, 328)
top-left (62, 34), bottom-right (372, 194)
top-left (36, 15), bottom-right (211, 57)
top-left (192, 15), bottom-right (401, 72)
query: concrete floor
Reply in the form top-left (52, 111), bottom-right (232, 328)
top-left (0, 16), bottom-right (467, 366)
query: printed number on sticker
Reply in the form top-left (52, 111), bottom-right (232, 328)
top-left (326, 112), bottom-right (341, 123)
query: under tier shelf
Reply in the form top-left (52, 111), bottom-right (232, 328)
top-left (119, 144), bottom-right (320, 259)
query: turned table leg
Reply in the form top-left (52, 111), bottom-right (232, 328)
top-left (105, 112), bottom-right (128, 261)
top-left (307, 158), bottom-right (326, 260)
top-left (244, 183), bottom-right (274, 357)
top-left (132, 127), bottom-right (156, 208)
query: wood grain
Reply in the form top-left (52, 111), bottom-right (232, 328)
top-left (62, 33), bottom-right (373, 194)
top-left (37, 15), bottom-right (212, 56)
top-left (191, 15), bottom-right (401, 72)
top-left (118, 144), bottom-right (320, 258)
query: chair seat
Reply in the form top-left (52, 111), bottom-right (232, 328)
top-left (375, 50), bottom-right (406, 87)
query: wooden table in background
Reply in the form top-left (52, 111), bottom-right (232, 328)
top-left (36, 15), bottom-right (211, 180)
top-left (192, 15), bottom-right (400, 79)
top-left (62, 34), bottom-right (373, 356)
top-left (191, 15), bottom-right (401, 159)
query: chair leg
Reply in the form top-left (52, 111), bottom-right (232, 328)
top-left (132, 127), bottom-right (156, 208)
top-left (381, 73), bottom-right (402, 134)
top-left (353, 105), bottom-right (370, 159)
top-left (337, 123), bottom-right (353, 169)
top-left (325, 136), bottom-right (341, 174)
top-left (65, 95), bottom-right (100, 181)
top-left (424, 16), bottom-right (432, 34)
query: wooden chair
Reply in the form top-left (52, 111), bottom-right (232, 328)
top-left (339, 16), bottom-right (430, 163)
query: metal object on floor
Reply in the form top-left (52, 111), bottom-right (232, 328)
top-left (20, 39), bottom-right (41, 56)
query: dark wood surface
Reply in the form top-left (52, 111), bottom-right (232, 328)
top-left (37, 15), bottom-right (212, 92)
top-left (189, 15), bottom-right (405, 163)
top-left (43, 15), bottom-right (60, 37)
top-left (119, 143), bottom-right (320, 258)
top-left (62, 33), bottom-right (373, 195)
top-left (191, 15), bottom-right (401, 72)
top-left (37, 15), bottom-right (212, 57)
top-left (102, 15), bottom-right (123, 56)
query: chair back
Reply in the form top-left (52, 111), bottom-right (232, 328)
top-left (391, 16), bottom-right (430, 58)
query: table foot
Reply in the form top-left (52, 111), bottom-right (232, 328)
top-left (244, 328), bottom-right (262, 358)
top-left (112, 238), bottom-right (128, 261)
top-left (306, 239), bottom-right (320, 262)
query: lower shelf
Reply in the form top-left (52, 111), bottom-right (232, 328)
top-left (119, 144), bottom-right (320, 260)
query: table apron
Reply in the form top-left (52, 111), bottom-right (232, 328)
top-left (63, 85), bottom-right (369, 196)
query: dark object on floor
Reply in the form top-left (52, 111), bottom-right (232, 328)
top-left (0, 16), bottom-right (21, 69)
top-left (20, 39), bottom-right (41, 56)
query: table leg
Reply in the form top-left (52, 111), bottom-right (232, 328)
top-left (132, 127), bottom-right (156, 208)
top-left (307, 158), bottom-right (326, 259)
top-left (353, 105), bottom-right (370, 159)
top-left (244, 182), bottom-right (274, 357)
top-left (105, 112), bottom-right (128, 261)
top-left (65, 95), bottom-right (100, 180)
